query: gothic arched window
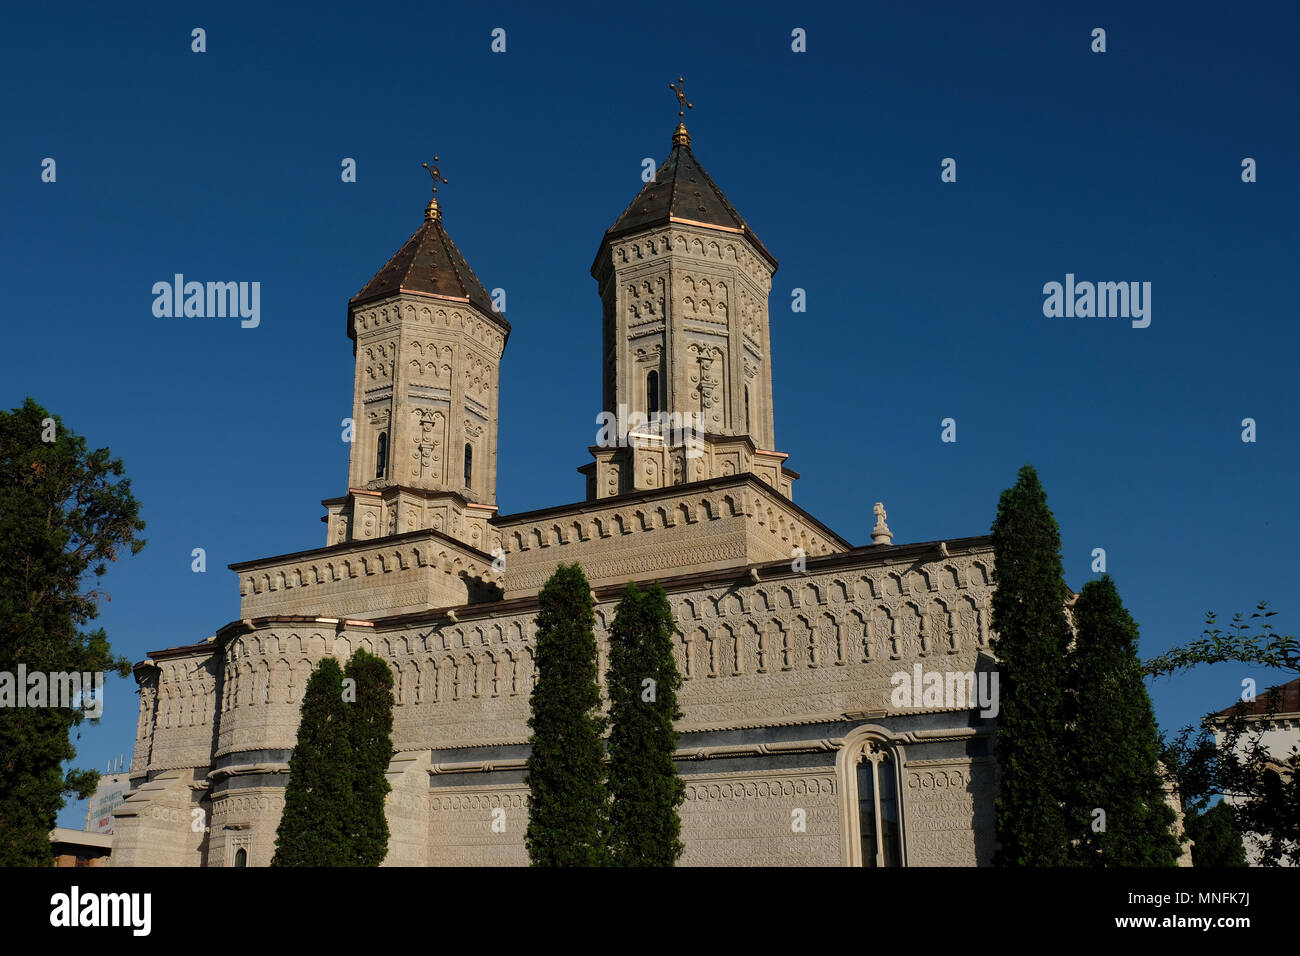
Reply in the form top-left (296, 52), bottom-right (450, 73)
top-left (837, 729), bottom-right (907, 866)
top-left (463, 443), bottom-right (473, 489)
top-left (234, 848), bottom-right (247, 868)
top-left (647, 370), bottom-right (660, 418)
top-left (375, 432), bottom-right (388, 479)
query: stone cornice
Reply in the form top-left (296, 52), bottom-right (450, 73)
top-left (346, 287), bottom-right (512, 343)
top-left (493, 471), bottom-right (849, 550)
top-left (138, 615), bottom-right (375, 672)
top-left (229, 524), bottom-right (495, 572)
top-left (369, 534), bottom-right (990, 630)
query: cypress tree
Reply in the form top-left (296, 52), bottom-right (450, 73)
top-left (990, 464), bottom-right (1072, 865)
top-left (525, 563), bottom-right (609, 866)
top-left (1065, 576), bottom-right (1179, 865)
top-left (606, 582), bottom-right (685, 866)
top-left (343, 649), bottom-right (395, 866)
top-left (272, 657), bottom-right (354, 866)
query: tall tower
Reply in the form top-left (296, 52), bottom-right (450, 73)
top-left (582, 82), bottom-right (796, 501)
top-left (324, 161), bottom-right (508, 555)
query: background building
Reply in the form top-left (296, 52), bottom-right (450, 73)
top-left (1209, 676), bottom-right (1300, 866)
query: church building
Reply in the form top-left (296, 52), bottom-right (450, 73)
top-left (111, 97), bottom-right (1000, 867)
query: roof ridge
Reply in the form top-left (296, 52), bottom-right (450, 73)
top-left (439, 226), bottom-right (499, 317)
top-left (354, 225), bottom-right (422, 298)
top-left (667, 145), bottom-right (682, 224)
top-left (605, 152), bottom-right (675, 236)
top-left (433, 221), bottom-right (470, 300)
top-left (691, 149), bottom-right (752, 232)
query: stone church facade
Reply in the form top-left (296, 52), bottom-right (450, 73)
top-left (111, 117), bottom-right (1000, 867)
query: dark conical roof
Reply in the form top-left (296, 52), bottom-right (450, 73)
top-left (600, 128), bottom-right (776, 270)
top-left (349, 205), bottom-right (508, 336)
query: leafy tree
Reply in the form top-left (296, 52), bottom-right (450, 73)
top-left (343, 648), bottom-right (394, 866)
top-left (1065, 576), bottom-right (1178, 865)
top-left (989, 465), bottom-right (1072, 866)
top-left (1149, 605), bottom-right (1300, 866)
top-left (1145, 603), bottom-right (1299, 678)
top-left (1184, 802), bottom-right (1246, 867)
top-left (0, 399), bottom-right (145, 866)
top-left (605, 582), bottom-right (684, 866)
top-left (525, 563), bottom-right (609, 866)
top-left (272, 658), bottom-right (354, 866)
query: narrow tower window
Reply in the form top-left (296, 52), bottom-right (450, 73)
top-left (375, 432), bottom-right (388, 479)
top-left (234, 848), bottom-right (248, 868)
top-left (464, 443), bottom-right (473, 489)
top-left (647, 370), bottom-right (660, 418)
top-left (744, 386), bottom-right (751, 432)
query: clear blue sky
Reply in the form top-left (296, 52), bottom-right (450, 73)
top-left (2, 1), bottom-right (1295, 828)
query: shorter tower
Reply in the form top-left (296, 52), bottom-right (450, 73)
top-left (324, 161), bottom-right (508, 555)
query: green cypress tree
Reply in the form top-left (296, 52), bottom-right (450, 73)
top-left (990, 464), bottom-right (1072, 865)
top-left (525, 563), bottom-right (609, 866)
top-left (606, 582), bottom-right (685, 866)
top-left (343, 649), bottom-right (395, 866)
top-left (272, 657), bottom-right (354, 866)
top-left (1065, 576), bottom-right (1179, 865)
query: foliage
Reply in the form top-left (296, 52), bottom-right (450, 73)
top-left (1151, 606), bottom-right (1300, 866)
top-left (0, 399), bottom-right (145, 866)
top-left (343, 649), bottom-right (395, 866)
top-left (1144, 603), bottom-right (1299, 678)
top-left (989, 465), bottom-right (1072, 865)
top-left (605, 582), bottom-right (684, 866)
top-left (524, 564), bottom-right (609, 865)
top-left (1065, 577), bottom-right (1178, 865)
top-left (1184, 802), bottom-right (1246, 867)
top-left (272, 658), bottom-right (354, 866)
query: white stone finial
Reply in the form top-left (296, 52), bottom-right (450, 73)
top-left (871, 502), bottom-right (893, 546)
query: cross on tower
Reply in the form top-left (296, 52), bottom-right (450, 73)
top-left (670, 77), bottom-right (693, 120)
top-left (422, 157), bottom-right (448, 195)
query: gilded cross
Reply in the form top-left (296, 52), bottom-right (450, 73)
top-left (670, 77), bottom-right (693, 120)
top-left (422, 157), bottom-right (448, 195)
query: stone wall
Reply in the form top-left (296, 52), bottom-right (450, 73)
top-left (232, 530), bottom-right (501, 619)
top-left (496, 476), bottom-right (846, 598)
top-left (119, 540), bottom-right (998, 866)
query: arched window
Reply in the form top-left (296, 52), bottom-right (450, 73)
top-left (837, 728), bottom-right (906, 866)
top-left (744, 385), bottom-right (751, 432)
top-left (647, 370), bottom-right (660, 418)
top-left (234, 848), bottom-right (247, 868)
top-left (463, 443), bottom-right (473, 489)
top-left (375, 432), bottom-right (388, 479)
